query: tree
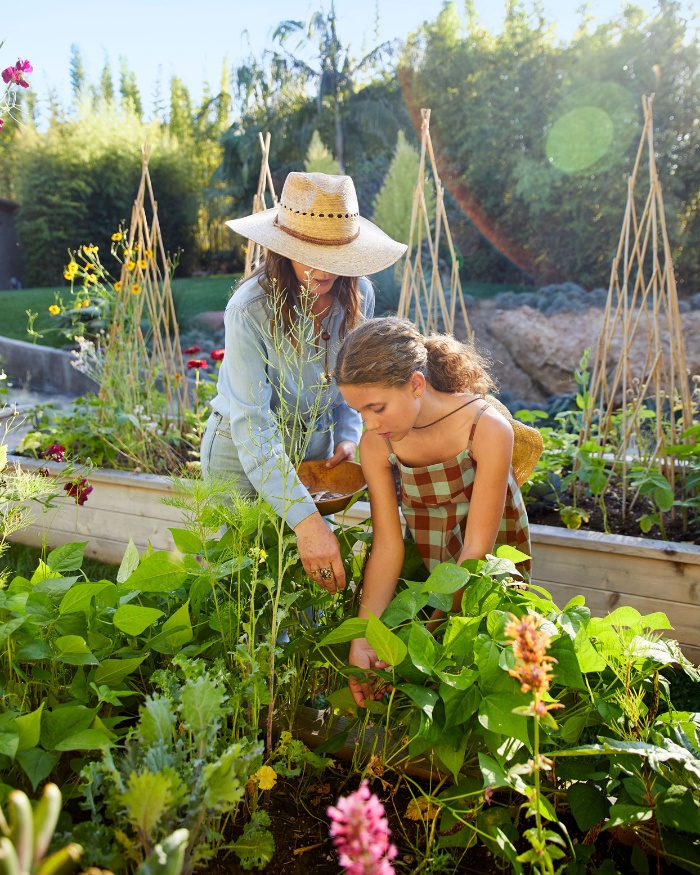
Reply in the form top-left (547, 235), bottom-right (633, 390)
top-left (304, 130), bottom-right (340, 174)
top-left (69, 43), bottom-right (86, 101)
top-left (119, 57), bottom-right (143, 118)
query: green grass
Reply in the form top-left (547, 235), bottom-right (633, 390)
top-left (1, 274), bottom-right (530, 347)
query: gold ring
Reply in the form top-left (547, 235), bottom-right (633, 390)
top-left (318, 567), bottom-right (333, 581)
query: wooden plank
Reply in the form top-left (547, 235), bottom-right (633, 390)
top-left (530, 524), bottom-right (700, 565)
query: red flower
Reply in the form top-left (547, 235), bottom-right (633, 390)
top-left (64, 477), bottom-right (93, 506)
top-left (43, 444), bottom-right (66, 462)
top-left (210, 348), bottom-right (225, 361)
top-left (183, 345), bottom-right (201, 355)
top-left (2, 59), bottom-right (33, 88)
top-left (187, 359), bottom-right (208, 370)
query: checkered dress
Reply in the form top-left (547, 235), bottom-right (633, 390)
top-left (389, 402), bottom-right (531, 580)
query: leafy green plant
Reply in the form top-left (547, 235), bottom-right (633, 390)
top-left (0, 782), bottom-right (82, 875)
top-left (80, 656), bottom-right (269, 874)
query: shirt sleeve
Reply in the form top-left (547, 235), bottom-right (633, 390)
top-left (331, 277), bottom-right (375, 447)
top-left (223, 302), bottom-right (318, 530)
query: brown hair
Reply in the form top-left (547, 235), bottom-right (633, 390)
top-left (255, 250), bottom-right (363, 340)
top-left (335, 316), bottom-right (495, 394)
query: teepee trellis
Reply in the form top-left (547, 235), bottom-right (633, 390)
top-left (397, 108), bottom-right (472, 342)
top-left (580, 95), bottom-right (693, 516)
top-left (101, 146), bottom-right (189, 427)
top-left (243, 131), bottom-right (278, 278)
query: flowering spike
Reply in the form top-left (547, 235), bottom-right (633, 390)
top-left (327, 780), bottom-right (397, 875)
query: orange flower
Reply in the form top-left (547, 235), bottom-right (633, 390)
top-left (131, 284), bottom-right (141, 295)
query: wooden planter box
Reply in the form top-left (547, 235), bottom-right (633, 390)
top-left (338, 501), bottom-right (700, 664)
top-left (6, 454), bottom-right (180, 565)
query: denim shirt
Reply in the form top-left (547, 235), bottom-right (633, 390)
top-left (209, 273), bottom-right (374, 528)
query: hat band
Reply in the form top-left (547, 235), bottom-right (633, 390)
top-left (273, 215), bottom-right (360, 247)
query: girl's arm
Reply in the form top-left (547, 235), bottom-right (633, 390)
top-left (348, 431), bottom-right (405, 707)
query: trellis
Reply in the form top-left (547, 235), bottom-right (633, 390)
top-left (243, 132), bottom-right (278, 278)
top-left (101, 146), bottom-right (188, 427)
top-left (580, 95), bottom-right (693, 513)
top-left (397, 108), bottom-right (472, 342)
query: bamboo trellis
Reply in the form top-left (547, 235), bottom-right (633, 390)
top-left (101, 146), bottom-right (188, 426)
top-left (580, 95), bottom-right (693, 513)
top-left (397, 108), bottom-right (473, 342)
top-left (243, 132), bottom-right (278, 278)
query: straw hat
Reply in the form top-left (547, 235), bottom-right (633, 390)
top-left (486, 395), bottom-right (544, 487)
top-left (225, 172), bottom-right (407, 277)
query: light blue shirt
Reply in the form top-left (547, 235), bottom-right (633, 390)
top-left (210, 273), bottom-right (374, 528)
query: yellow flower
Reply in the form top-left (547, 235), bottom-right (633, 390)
top-left (138, 259), bottom-right (147, 270)
top-left (131, 284), bottom-right (141, 295)
top-left (127, 261), bottom-right (136, 271)
top-left (83, 245), bottom-right (99, 254)
top-left (111, 231), bottom-right (123, 241)
top-left (86, 273), bottom-right (98, 284)
top-left (253, 765), bottom-right (277, 791)
top-left (114, 281), bottom-right (121, 291)
top-left (144, 248), bottom-right (153, 258)
top-left (48, 305), bottom-right (61, 316)
top-left (81, 300), bottom-right (90, 308)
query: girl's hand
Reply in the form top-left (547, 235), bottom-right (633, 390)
top-left (326, 440), bottom-right (356, 468)
top-left (294, 513), bottom-right (346, 593)
top-left (348, 637), bottom-right (390, 708)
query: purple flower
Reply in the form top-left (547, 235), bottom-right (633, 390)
top-left (2, 59), bottom-right (32, 88)
top-left (327, 780), bottom-right (397, 875)
top-left (64, 477), bottom-right (93, 506)
top-left (43, 444), bottom-right (66, 462)
top-left (0, 118), bottom-right (4, 132)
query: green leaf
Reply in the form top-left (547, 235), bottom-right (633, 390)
top-left (126, 551), bottom-right (187, 593)
top-left (479, 694), bottom-right (531, 749)
top-left (117, 538), bottom-right (140, 583)
top-left (30, 560), bottom-right (62, 583)
top-left (478, 752), bottom-right (509, 789)
top-left (656, 785), bottom-right (700, 835)
top-left (33, 575), bottom-right (80, 602)
top-left (54, 729), bottom-right (112, 751)
top-left (14, 640), bottom-right (53, 661)
top-left (440, 684), bottom-right (479, 729)
top-left (442, 616), bottom-right (480, 657)
top-left (152, 601), bottom-right (192, 654)
top-left (54, 635), bottom-right (99, 666)
top-left (567, 783), bottom-right (610, 831)
top-left (326, 687), bottom-right (358, 717)
top-left (573, 629), bottom-right (607, 673)
top-left (47, 542), bottom-right (87, 572)
top-left (23, 593), bottom-right (55, 625)
top-left (121, 770), bottom-right (176, 836)
top-left (407, 622), bottom-right (438, 674)
top-left (421, 562), bottom-right (469, 594)
top-left (231, 828), bottom-right (275, 870)
top-left (14, 702), bottom-right (44, 751)
top-left (381, 585), bottom-right (429, 625)
top-left (140, 695), bottom-right (176, 745)
top-left (396, 684), bottom-right (438, 718)
top-left (169, 527), bottom-right (203, 554)
top-left (549, 635), bottom-right (585, 690)
top-left (41, 705), bottom-right (99, 750)
top-left (494, 544), bottom-right (531, 564)
top-left (318, 617), bottom-right (367, 645)
top-left (365, 613), bottom-right (407, 667)
top-left (474, 634), bottom-right (502, 685)
top-left (605, 804), bottom-right (653, 828)
top-left (94, 655), bottom-right (147, 687)
top-left (113, 604), bottom-right (164, 636)
top-left (0, 729), bottom-right (19, 758)
top-left (201, 744), bottom-right (256, 810)
top-left (434, 730), bottom-right (469, 782)
top-left (181, 674), bottom-right (226, 739)
top-left (16, 748), bottom-right (58, 791)
top-left (59, 582), bottom-right (115, 615)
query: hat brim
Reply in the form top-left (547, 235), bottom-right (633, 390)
top-left (226, 208), bottom-right (407, 277)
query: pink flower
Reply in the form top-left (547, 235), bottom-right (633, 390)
top-left (0, 118), bottom-right (4, 132)
top-left (64, 477), bottom-right (93, 506)
top-left (2, 59), bottom-right (32, 88)
top-left (187, 358), bottom-right (208, 370)
top-left (183, 345), bottom-right (201, 355)
top-left (210, 348), bottom-right (225, 361)
top-left (327, 780), bottom-right (397, 875)
top-left (43, 444), bottom-right (66, 462)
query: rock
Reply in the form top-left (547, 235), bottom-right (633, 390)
top-left (194, 310), bottom-right (225, 331)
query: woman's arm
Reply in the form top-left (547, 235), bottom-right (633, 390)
top-left (348, 431), bottom-right (405, 706)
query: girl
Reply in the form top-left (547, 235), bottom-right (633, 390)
top-left (201, 173), bottom-right (406, 594)
top-left (334, 316), bottom-right (540, 707)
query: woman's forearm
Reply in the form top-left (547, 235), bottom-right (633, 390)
top-left (357, 544), bottom-right (404, 620)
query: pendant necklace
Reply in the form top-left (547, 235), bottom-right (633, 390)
top-left (412, 395), bottom-right (480, 429)
top-left (312, 301), bottom-right (335, 385)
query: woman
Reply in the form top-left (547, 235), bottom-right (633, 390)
top-left (201, 172), bottom-right (406, 594)
top-left (334, 317), bottom-right (542, 707)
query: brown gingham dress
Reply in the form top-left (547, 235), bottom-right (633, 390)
top-left (388, 401), bottom-right (531, 580)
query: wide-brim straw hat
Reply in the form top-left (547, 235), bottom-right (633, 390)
top-left (486, 395), bottom-right (544, 487)
top-left (225, 172), bottom-right (407, 277)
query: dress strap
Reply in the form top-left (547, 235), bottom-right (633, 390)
top-left (466, 401), bottom-right (491, 455)
top-left (383, 437), bottom-right (397, 465)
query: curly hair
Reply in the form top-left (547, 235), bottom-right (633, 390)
top-left (255, 250), bottom-right (363, 340)
top-left (335, 316), bottom-right (494, 394)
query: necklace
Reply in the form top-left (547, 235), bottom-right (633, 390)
top-left (412, 396), bottom-right (480, 430)
top-left (314, 304), bottom-right (335, 386)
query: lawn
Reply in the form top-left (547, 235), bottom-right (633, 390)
top-left (0, 273), bottom-right (531, 346)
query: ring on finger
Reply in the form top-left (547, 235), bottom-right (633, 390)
top-left (319, 566), bottom-right (333, 581)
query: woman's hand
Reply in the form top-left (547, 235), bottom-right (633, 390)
top-left (348, 637), bottom-right (390, 708)
top-left (326, 440), bottom-right (356, 468)
top-left (294, 512), bottom-right (346, 593)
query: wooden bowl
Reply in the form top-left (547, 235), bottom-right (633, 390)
top-left (297, 459), bottom-right (367, 515)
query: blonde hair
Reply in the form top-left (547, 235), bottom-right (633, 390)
top-left (335, 316), bottom-right (494, 394)
top-left (255, 250), bottom-right (362, 340)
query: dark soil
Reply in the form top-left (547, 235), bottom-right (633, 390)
top-left (527, 482), bottom-right (700, 546)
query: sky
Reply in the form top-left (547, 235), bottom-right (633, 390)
top-left (3, 0), bottom-right (698, 115)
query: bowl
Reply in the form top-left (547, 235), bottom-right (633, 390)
top-left (297, 459), bottom-right (367, 515)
